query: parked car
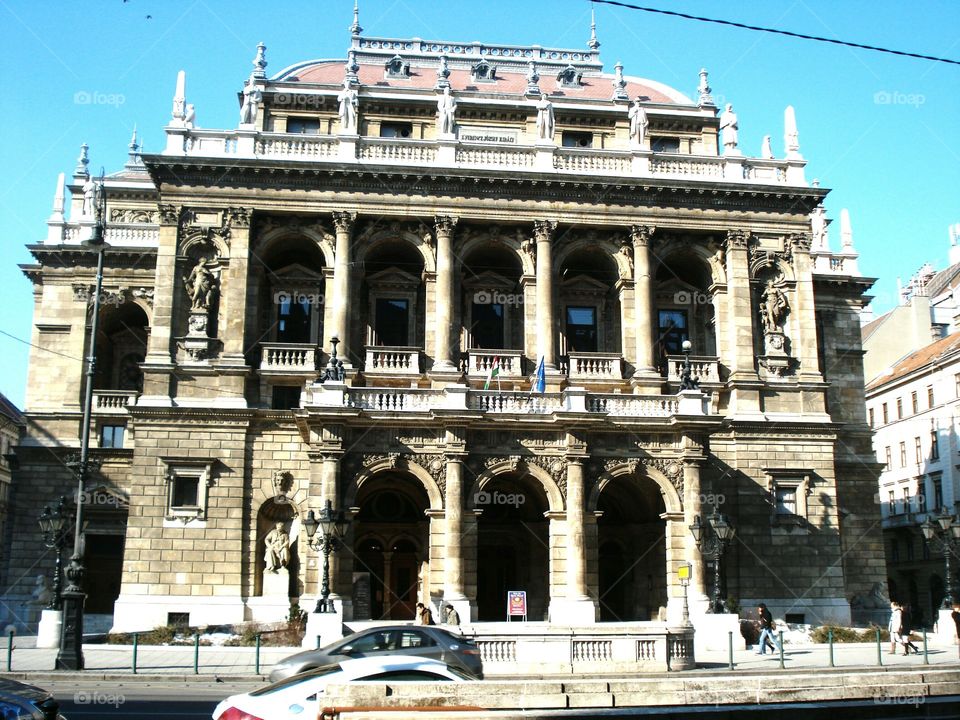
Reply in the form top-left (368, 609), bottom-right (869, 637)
top-left (0, 679), bottom-right (66, 720)
top-left (213, 655), bottom-right (474, 720)
top-left (268, 624), bottom-right (483, 681)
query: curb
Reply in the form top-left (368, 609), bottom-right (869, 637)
top-left (0, 671), bottom-right (268, 683)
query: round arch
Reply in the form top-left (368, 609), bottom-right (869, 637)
top-left (459, 231), bottom-right (532, 277)
top-left (358, 228), bottom-right (436, 274)
top-left (468, 459), bottom-right (565, 513)
top-left (345, 458), bottom-right (444, 511)
top-left (588, 462), bottom-right (683, 515)
top-left (256, 226), bottom-right (334, 268)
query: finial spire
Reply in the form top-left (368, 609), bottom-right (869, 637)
top-left (588, 8), bottom-right (600, 50)
top-left (612, 61), bottom-right (628, 101)
top-left (435, 55), bottom-right (451, 90)
top-left (253, 42), bottom-right (267, 79)
top-left (784, 105), bottom-right (801, 159)
top-left (350, 0), bottom-right (363, 36)
top-left (171, 70), bottom-right (186, 125)
top-left (697, 68), bottom-right (713, 106)
top-left (50, 173), bottom-right (66, 221)
top-left (74, 143), bottom-right (90, 178)
top-left (840, 209), bottom-right (853, 249)
top-left (125, 125), bottom-right (142, 168)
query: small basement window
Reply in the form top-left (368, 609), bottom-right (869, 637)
top-left (561, 131), bottom-right (593, 149)
top-left (784, 613), bottom-right (805, 625)
top-left (167, 612), bottom-right (190, 628)
top-left (380, 122), bottom-right (413, 139)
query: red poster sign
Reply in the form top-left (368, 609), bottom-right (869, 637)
top-left (507, 590), bottom-right (527, 617)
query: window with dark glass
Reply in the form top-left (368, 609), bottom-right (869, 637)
top-left (911, 391), bottom-right (918, 414)
top-left (375, 298), bottom-right (409, 346)
top-left (931, 421), bottom-right (940, 460)
top-left (775, 487), bottom-right (797, 515)
top-left (470, 302), bottom-right (504, 349)
top-left (657, 309), bottom-right (688, 357)
top-left (882, 403), bottom-right (889, 424)
top-left (934, 475), bottom-right (944, 510)
top-left (380, 122), bottom-right (413, 138)
top-left (277, 295), bottom-right (311, 343)
top-left (869, 408), bottom-right (875, 427)
top-left (272, 385), bottom-right (302, 410)
top-left (287, 118), bottom-right (320, 134)
top-left (884, 447), bottom-right (891, 471)
top-left (651, 137), bottom-right (680, 153)
top-left (896, 397), bottom-right (903, 419)
top-left (561, 131), bottom-right (593, 148)
top-left (888, 490), bottom-right (896, 514)
top-left (100, 425), bottom-right (125, 449)
top-left (172, 476), bottom-right (199, 508)
top-left (899, 441), bottom-right (907, 467)
top-left (927, 385), bottom-right (934, 407)
top-left (566, 306), bottom-right (597, 352)
top-left (914, 436), bottom-right (922, 464)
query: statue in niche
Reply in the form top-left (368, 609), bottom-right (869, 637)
top-left (437, 87), bottom-right (457, 135)
top-left (618, 241), bottom-right (634, 277)
top-left (337, 79), bottom-right (359, 133)
top-left (183, 259), bottom-right (218, 312)
top-left (264, 522), bottom-right (290, 572)
top-left (628, 98), bottom-right (648, 146)
top-left (535, 93), bottom-right (554, 141)
top-left (759, 278), bottom-right (789, 333)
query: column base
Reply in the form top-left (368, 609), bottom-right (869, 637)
top-left (548, 597), bottom-right (598, 624)
top-left (428, 368), bottom-right (465, 388)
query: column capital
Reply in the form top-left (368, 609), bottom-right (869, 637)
top-left (629, 224), bottom-right (656, 246)
top-left (332, 211), bottom-right (357, 233)
top-left (225, 207), bottom-right (252, 230)
top-left (789, 232), bottom-right (813, 253)
top-left (724, 228), bottom-right (751, 250)
top-left (434, 215), bottom-right (458, 235)
top-left (533, 219), bottom-right (557, 242)
top-left (158, 204), bottom-right (181, 226)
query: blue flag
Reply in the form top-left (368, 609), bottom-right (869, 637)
top-left (531, 356), bottom-right (545, 394)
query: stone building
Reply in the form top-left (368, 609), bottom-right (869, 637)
top-left (0, 393), bottom-right (24, 589)
top-left (5, 17), bottom-right (884, 634)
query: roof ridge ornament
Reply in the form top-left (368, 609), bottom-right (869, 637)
top-left (350, 0), bottom-right (363, 37)
top-left (697, 68), bottom-right (714, 106)
top-left (525, 61), bottom-right (541, 96)
top-left (252, 42), bottom-right (267, 79)
top-left (588, 7), bottom-right (600, 50)
top-left (612, 61), bottom-right (628, 101)
top-left (345, 50), bottom-right (360, 86)
top-left (435, 55), bottom-right (451, 90)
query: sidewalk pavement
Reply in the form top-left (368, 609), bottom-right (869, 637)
top-left (0, 638), bottom-right (958, 679)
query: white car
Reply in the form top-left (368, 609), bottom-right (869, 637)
top-left (212, 655), bottom-right (474, 720)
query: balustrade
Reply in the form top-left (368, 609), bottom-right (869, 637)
top-left (566, 352), bottom-right (623, 380)
top-left (92, 390), bottom-right (139, 414)
top-left (364, 347), bottom-right (421, 375)
top-left (260, 343), bottom-right (317, 373)
top-left (664, 355), bottom-right (721, 385)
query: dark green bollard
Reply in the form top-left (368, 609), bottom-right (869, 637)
top-left (6, 629), bottom-right (13, 672)
top-left (876, 627), bottom-right (882, 666)
top-left (728, 631), bottom-right (734, 670)
top-left (132, 633), bottom-right (138, 674)
top-left (923, 629), bottom-right (929, 665)
top-left (778, 630), bottom-right (784, 669)
top-left (194, 634), bottom-right (200, 675)
top-left (255, 633), bottom-right (262, 674)
top-left (828, 629), bottom-right (834, 667)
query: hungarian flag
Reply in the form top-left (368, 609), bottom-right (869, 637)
top-left (483, 356), bottom-right (501, 390)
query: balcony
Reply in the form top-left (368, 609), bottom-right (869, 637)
top-left (469, 390), bottom-right (564, 414)
top-left (260, 343), bottom-right (319, 375)
top-left (92, 390), bottom-right (139, 414)
top-left (464, 349), bottom-right (524, 382)
top-left (364, 346), bottom-right (422, 376)
top-left (664, 356), bottom-right (721, 386)
top-left (566, 352), bottom-right (624, 381)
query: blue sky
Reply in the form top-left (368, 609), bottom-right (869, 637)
top-left (1, 0), bottom-right (958, 409)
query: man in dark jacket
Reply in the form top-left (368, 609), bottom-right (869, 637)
top-left (756, 603), bottom-right (781, 655)
top-left (899, 603), bottom-right (919, 654)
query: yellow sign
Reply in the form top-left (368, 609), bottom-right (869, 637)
top-left (678, 564), bottom-right (691, 581)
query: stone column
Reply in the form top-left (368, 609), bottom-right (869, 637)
top-left (566, 459), bottom-right (589, 599)
top-left (443, 455), bottom-right (466, 600)
top-left (790, 234), bottom-right (825, 387)
top-left (221, 208), bottom-right (252, 364)
top-left (683, 460), bottom-right (708, 603)
top-left (330, 212), bottom-right (356, 363)
top-left (141, 204), bottom-right (180, 402)
top-left (533, 220), bottom-right (557, 370)
top-left (631, 225), bottom-right (657, 378)
top-left (432, 216), bottom-right (458, 371)
top-left (724, 229), bottom-right (761, 413)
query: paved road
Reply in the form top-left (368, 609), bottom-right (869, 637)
top-left (47, 679), bottom-right (255, 719)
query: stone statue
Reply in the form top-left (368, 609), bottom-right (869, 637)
top-left (337, 79), bottom-right (359, 133)
top-left (761, 134), bottom-right (773, 159)
top-left (29, 575), bottom-right (52, 607)
top-left (535, 93), bottom-right (554, 141)
top-left (759, 279), bottom-right (789, 333)
top-left (437, 87), bottom-right (457, 136)
top-left (628, 99), bottom-right (648, 146)
top-left (240, 74), bottom-right (262, 125)
top-left (184, 259), bottom-right (218, 312)
top-left (184, 104), bottom-right (196, 129)
top-left (810, 205), bottom-right (828, 250)
top-left (719, 103), bottom-right (739, 152)
top-left (81, 176), bottom-right (96, 218)
top-left (264, 521), bottom-right (290, 572)
top-left (618, 242), bottom-right (634, 277)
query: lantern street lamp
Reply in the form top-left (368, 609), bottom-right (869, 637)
top-left (920, 508), bottom-right (960, 608)
top-left (37, 496), bottom-right (75, 610)
top-left (679, 339), bottom-right (700, 391)
top-left (690, 509), bottom-right (736, 613)
top-left (303, 499), bottom-right (351, 613)
top-left (322, 336), bottom-right (345, 382)
top-left (57, 169), bottom-right (108, 670)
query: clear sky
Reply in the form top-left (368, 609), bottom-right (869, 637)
top-left (1, 0), bottom-right (958, 409)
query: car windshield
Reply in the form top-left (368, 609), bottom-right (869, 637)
top-left (250, 662), bottom-right (343, 696)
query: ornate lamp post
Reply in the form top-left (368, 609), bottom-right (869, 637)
top-left (322, 335), bottom-right (345, 382)
top-left (37, 496), bottom-right (75, 610)
top-left (920, 509), bottom-right (960, 608)
top-left (58, 170), bottom-right (107, 670)
top-left (690, 509), bottom-right (736, 613)
top-left (303, 499), bottom-right (350, 613)
top-left (679, 339), bottom-right (700, 391)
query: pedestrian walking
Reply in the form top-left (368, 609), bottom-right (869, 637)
top-left (755, 603), bottom-right (781, 655)
top-left (443, 603), bottom-right (461, 626)
top-left (888, 601), bottom-right (900, 654)
top-left (899, 603), bottom-right (919, 655)
top-left (415, 602), bottom-right (435, 626)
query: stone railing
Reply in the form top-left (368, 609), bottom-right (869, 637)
top-left (357, 138), bottom-right (438, 164)
top-left (260, 343), bottom-right (317, 373)
top-left (664, 355), bottom-right (721, 385)
top-left (469, 390), bottom-right (564, 414)
top-left (566, 352), bottom-right (623, 380)
top-left (348, 387), bottom-right (442, 412)
top-left (364, 347), bottom-right (421, 375)
top-left (167, 127), bottom-right (804, 186)
top-left (257, 133), bottom-right (338, 159)
top-left (464, 349), bottom-right (524, 379)
top-left (61, 224), bottom-right (159, 246)
top-left (588, 394), bottom-right (679, 417)
top-left (92, 389), bottom-right (139, 414)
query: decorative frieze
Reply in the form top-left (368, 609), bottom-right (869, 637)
top-left (109, 208), bottom-right (159, 224)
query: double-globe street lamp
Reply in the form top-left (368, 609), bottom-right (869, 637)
top-left (37, 496), bottom-right (75, 610)
top-left (690, 509), bottom-right (736, 613)
top-left (57, 170), bottom-right (108, 670)
top-left (303, 499), bottom-right (351, 613)
top-left (920, 508), bottom-right (960, 609)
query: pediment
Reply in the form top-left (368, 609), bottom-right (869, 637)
top-left (462, 270), bottom-right (516, 290)
top-left (367, 266), bottom-right (420, 289)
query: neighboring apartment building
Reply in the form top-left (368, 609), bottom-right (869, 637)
top-left (865, 333), bottom-right (960, 624)
top-left (4, 14), bottom-right (883, 634)
top-left (0, 393), bottom-right (24, 587)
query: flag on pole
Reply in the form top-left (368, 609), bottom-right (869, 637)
top-left (483, 356), bottom-right (501, 390)
top-left (530, 355), bottom-right (546, 394)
